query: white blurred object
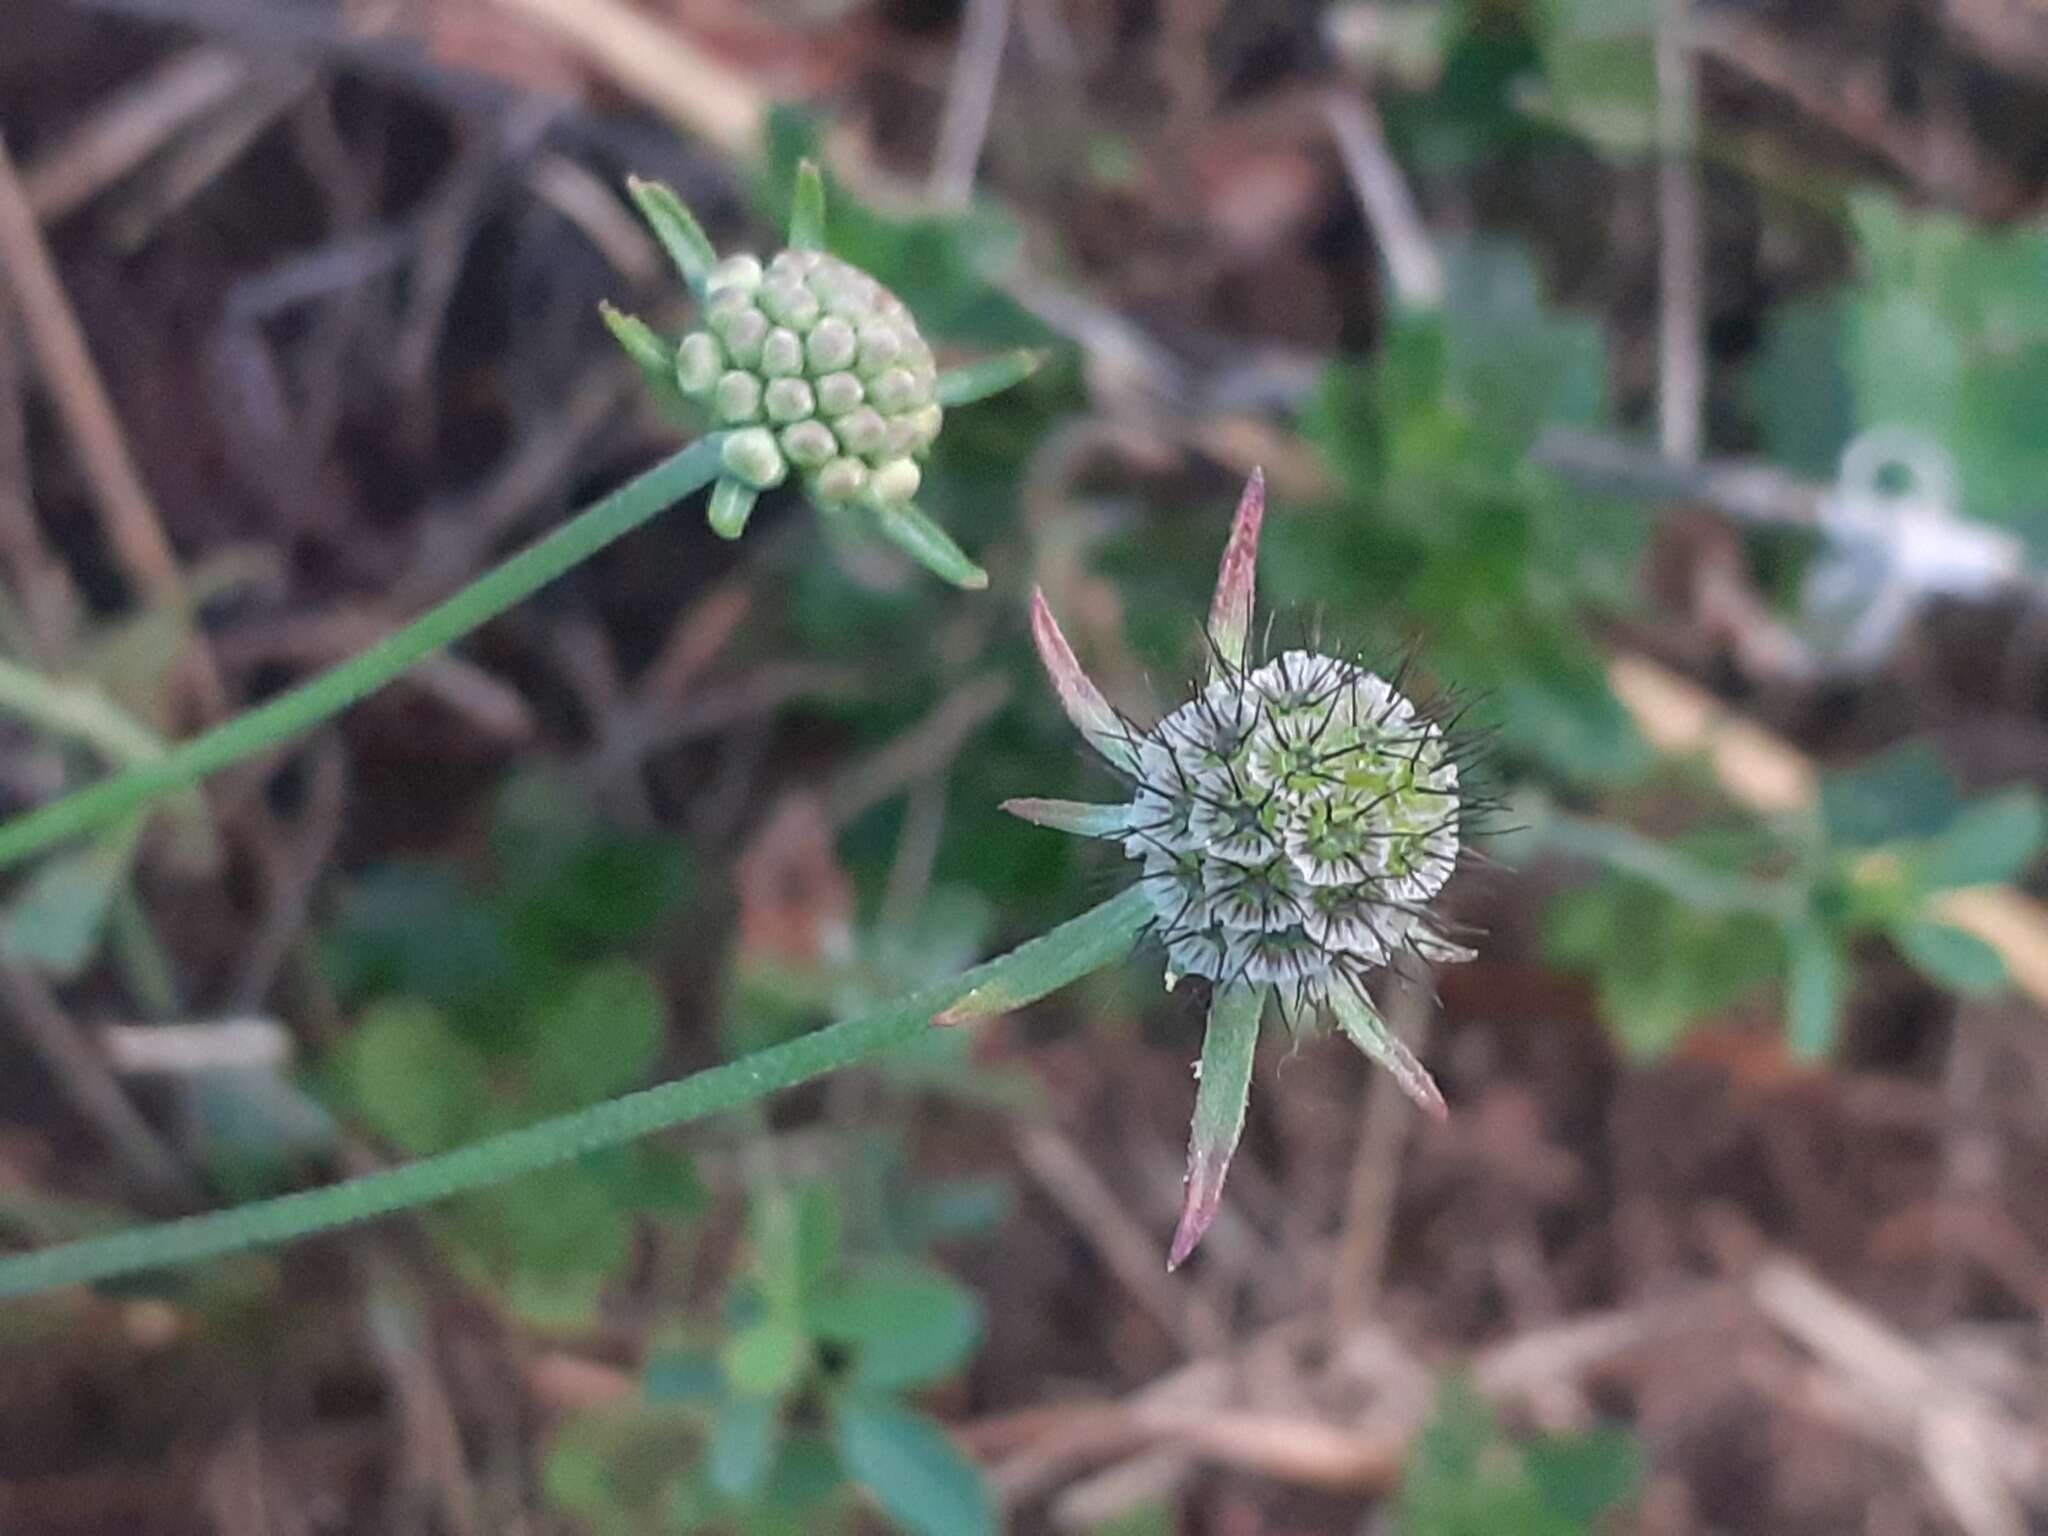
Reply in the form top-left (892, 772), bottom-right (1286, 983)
top-left (1803, 427), bottom-right (2027, 674)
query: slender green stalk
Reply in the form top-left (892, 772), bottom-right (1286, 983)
top-left (0, 436), bottom-right (729, 873)
top-left (0, 886), bottom-right (1153, 1299)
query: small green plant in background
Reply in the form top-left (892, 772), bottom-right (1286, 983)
top-left (1396, 1380), bottom-right (1642, 1536)
top-left (321, 774), bottom-right (698, 1325)
top-left (544, 1179), bottom-right (994, 1536)
top-left (1539, 743), bottom-right (2047, 1058)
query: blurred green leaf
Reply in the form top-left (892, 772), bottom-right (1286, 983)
top-left (524, 960), bottom-right (666, 1112)
top-left (724, 1317), bottom-right (811, 1399)
top-left (1524, 1429), bottom-right (1644, 1522)
top-left (831, 1394), bottom-right (995, 1536)
top-left (542, 1405), bottom-right (698, 1536)
top-left (809, 1264), bottom-right (984, 1391)
top-left (1820, 743), bottom-right (1961, 850)
top-left (0, 822), bottom-right (136, 978)
top-left (708, 1390), bottom-right (783, 1500)
top-left (1440, 240), bottom-right (1609, 448)
top-left (1546, 876), bottom-right (1782, 1054)
top-left (330, 1000), bottom-right (490, 1155)
top-left (1785, 923), bottom-right (1848, 1060)
top-left (1755, 192), bottom-right (2048, 544)
top-left (644, 1348), bottom-right (723, 1404)
top-left (1530, 0), bottom-right (1658, 151)
top-left (1399, 1378), bottom-right (1640, 1535)
top-left (324, 864), bottom-right (512, 1013)
top-left (793, 1179), bottom-right (843, 1306)
top-left (1892, 919), bottom-right (2009, 996)
top-left (1750, 296), bottom-right (1855, 479)
top-left (1910, 790), bottom-right (2048, 890)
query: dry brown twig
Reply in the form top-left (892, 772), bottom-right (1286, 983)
top-left (20, 46), bottom-right (250, 224)
top-left (1011, 1122), bottom-right (1230, 1355)
top-left (0, 132), bottom-right (225, 716)
top-left (929, 0), bottom-right (1012, 207)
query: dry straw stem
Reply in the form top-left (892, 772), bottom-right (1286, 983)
top-left (489, 0), bottom-right (765, 158)
top-left (1608, 653), bottom-right (2048, 1007)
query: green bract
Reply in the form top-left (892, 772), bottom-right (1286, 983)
top-left (605, 163), bottom-right (1039, 590)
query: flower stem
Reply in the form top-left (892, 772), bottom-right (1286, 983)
top-left (0, 885), bottom-right (1153, 1299)
top-left (0, 435), bottom-right (729, 873)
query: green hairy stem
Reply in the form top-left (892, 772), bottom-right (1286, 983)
top-left (0, 436), bottom-right (729, 873)
top-left (0, 886), bottom-right (1153, 1299)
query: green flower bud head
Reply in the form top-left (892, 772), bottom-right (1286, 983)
top-left (1002, 471), bottom-right (1484, 1268)
top-left (607, 164), bottom-right (1044, 588)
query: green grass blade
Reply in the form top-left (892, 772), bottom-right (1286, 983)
top-left (0, 886), bottom-right (1153, 1299)
top-left (0, 436), bottom-right (729, 874)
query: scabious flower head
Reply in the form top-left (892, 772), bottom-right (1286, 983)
top-left (603, 163), bottom-right (1040, 590)
top-left (1007, 471), bottom-right (1478, 1268)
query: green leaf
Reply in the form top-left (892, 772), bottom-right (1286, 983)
top-left (809, 1265), bottom-right (984, 1391)
top-left (541, 1405), bottom-right (698, 1534)
top-left (1545, 877), bottom-right (1782, 1056)
top-left (643, 1348), bottom-right (723, 1403)
top-left (791, 1179), bottom-right (842, 1305)
top-left (0, 821), bottom-right (137, 978)
top-left (494, 774), bottom-right (690, 954)
top-left (524, 960), bottom-right (666, 1112)
top-left (723, 1317), bottom-right (811, 1399)
top-left (708, 1390), bottom-right (783, 1500)
top-left (1820, 743), bottom-right (1961, 851)
top-left (1750, 295), bottom-right (1855, 479)
top-left (330, 1000), bottom-right (491, 1155)
top-left (1893, 920), bottom-right (2009, 996)
top-left (1525, 1428), bottom-right (1643, 1521)
top-left (1911, 790), bottom-right (2048, 891)
top-left (1440, 239), bottom-right (1609, 448)
top-left (1785, 924), bottom-right (1848, 1060)
top-left (324, 864), bottom-right (512, 1013)
top-left (831, 1394), bottom-right (995, 1536)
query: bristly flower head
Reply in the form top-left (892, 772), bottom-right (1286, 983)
top-left (1008, 470), bottom-right (1477, 1268)
top-left (602, 162), bottom-right (1040, 590)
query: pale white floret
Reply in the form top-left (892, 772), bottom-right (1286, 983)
top-left (1110, 650), bottom-right (1462, 1002)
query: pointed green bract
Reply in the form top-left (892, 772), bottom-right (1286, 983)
top-left (1330, 984), bottom-right (1446, 1119)
top-left (875, 504), bottom-right (988, 590)
top-left (1170, 982), bottom-right (1265, 1270)
top-left (998, 798), bottom-right (1132, 838)
top-left (933, 349), bottom-right (1044, 408)
top-left (1026, 590), bottom-right (1140, 773)
top-left (598, 302), bottom-right (671, 382)
top-left (626, 175), bottom-right (717, 301)
top-left (787, 159), bottom-right (828, 251)
top-left (0, 889), bottom-right (1155, 1299)
top-left (1206, 467), bottom-right (1265, 679)
top-left (598, 302), bottom-right (684, 414)
top-left (708, 478), bottom-right (759, 539)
